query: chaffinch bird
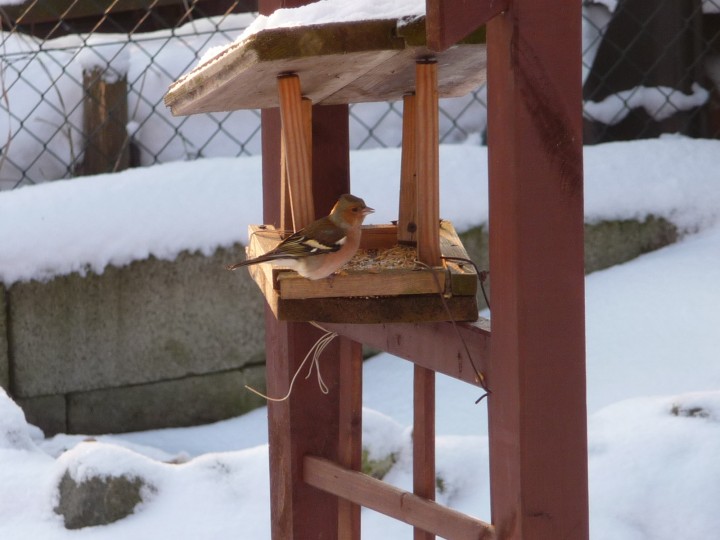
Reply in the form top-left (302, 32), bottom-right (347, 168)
top-left (227, 193), bottom-right (374, 280)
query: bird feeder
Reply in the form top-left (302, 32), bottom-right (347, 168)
top-left (164, 16), bottom-right (486, 323)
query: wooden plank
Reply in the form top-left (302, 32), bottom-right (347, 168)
top-left (165, 20), bottom-right (404, 114)
top-left (338, 338), bottom-right (363, 540)
top-left (425, 0), bottom-right (507, 52)
top-left (413, 365), bottom-right (435, 540)
top-left (323, 320), bottom-right (491, 387)
top-left (486, 1), bottom-right (589, 539)
top-left (270, 293), bottom-right (479, 324)
top-left (398, 93), bottom-right (417, 244)
top-left (415, 60), bottom-right (441, 266)
top-left (304, 456), bottom-right (495, 540)
top-left (164, 18), bottom-right (486, 114)
top-left (278, 75), bottom-right (314, 229)
top-left (278, 269), bottom-right (447, 300)
top-left (322, 38), bottom-right (486, 106)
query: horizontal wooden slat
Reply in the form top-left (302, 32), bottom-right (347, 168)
top-left (304, 456), bottom-right (495, 540)
top-left (322, 319), bottom-right (490, 386)
top-left (278, 268), bottom-right (447, 300)
top-left (1, 0), bottom-right (169, 22)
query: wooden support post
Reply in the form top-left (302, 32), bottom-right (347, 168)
top-left (278, 74), bottom-right (314, 230)
top-left (413, 365), bottom-right (435, 540)
top-left (262, 39), bottom-right (355, 536)
top-left (398, 93), bottom-right (417, 244)
top-left (79, 67), bottom-right (129, 176)
top-left (415, 60), bottom-right (441, 266)
top-left (280, 98), bottom-right (312, 232)
top-left (486, 2), bottom-right (589, 539)
top-left (264, 316), bottom-right (340, 539)
top-left (413, 59), bottom-right (439, 540)
top-left (338, 338), bottom-right (363, 540)
top-left (279, 135), bottom-right (293, 232)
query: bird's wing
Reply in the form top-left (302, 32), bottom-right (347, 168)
top-left (267, 224), bottom-right (346, 259)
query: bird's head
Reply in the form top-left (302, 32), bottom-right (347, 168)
top-left (330, 194), bottom-right (374, 227)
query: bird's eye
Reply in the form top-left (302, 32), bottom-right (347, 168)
top-left (352, 207), bottom-right (359, 212)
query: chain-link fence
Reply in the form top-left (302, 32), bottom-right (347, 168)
top-left (1, 0), bottom-right (719, 190)
top-left (583, 0), bottom-right (720, 142)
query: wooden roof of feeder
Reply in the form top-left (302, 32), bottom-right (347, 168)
top-left (164, 16), bottom-right (486, 114)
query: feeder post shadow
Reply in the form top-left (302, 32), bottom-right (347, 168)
top-left (486, 1), bottom-right (589, 539)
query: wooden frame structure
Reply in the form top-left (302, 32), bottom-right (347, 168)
top-left (167, 0), bottom-right (588, 537)
top-left (259, 1), bottom-right (588, 538)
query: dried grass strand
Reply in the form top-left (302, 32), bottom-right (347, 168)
top-left (244, 322), bottom-right (338, 401)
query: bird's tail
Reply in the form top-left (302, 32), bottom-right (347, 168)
top-left (225, 260), bottom-right (250, 271)
top-left (225, 253), bottom-right (284, 271)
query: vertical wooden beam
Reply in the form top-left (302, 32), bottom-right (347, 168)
top-left (398, 93), bottom-right (417, 244)
top-left (486, 1), bottom-right (588, 540)
top-left (79, 67), bottom-right (129, 176)
top-left (413, 364), bottom-right (435, 540)
top-left (279, 134), bottom-right (293, 232)
top-left (414, 58), bottom-right (439, 540)
top-left (310, 104), bottom-right (351, 215)
top-left (425, 0), bottom-right (509, 52)
top-left (278, 74), bottom-right (314, 230)
top-left (279, 97), bottom-right (312, 232)
top-left (264, 315), bottom-right (340, 540)
top-left (261, 108), bottom-right (282, 228)
top-left (263, 106), bottom-right (353, 539)
top-left (261, 4), bottom-right (354, 537)
top-left (415, 60), bottom-right (441, 266)
top-left (338, 338), bottom-right (363, 540)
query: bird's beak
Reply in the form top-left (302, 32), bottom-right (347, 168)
top-left (362, 206), bottom-right (375, 216)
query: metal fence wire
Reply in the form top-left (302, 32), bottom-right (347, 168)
top-left (1, 0), bottom-right (719, 190)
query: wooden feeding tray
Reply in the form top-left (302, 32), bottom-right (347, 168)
top-left (245, 221), bottom-right (479, 323)
top-left (164, 11), bottom-right (486, 324)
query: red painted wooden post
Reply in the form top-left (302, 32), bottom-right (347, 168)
top-left (337, 338), bottom-right (363, 540)
top-left (260, 5), bottom-right (360, 540)
top-left (413, 59), bottom-right (440, 540)
top-left (262, 102), bottom-right (359, 540)
top-left (486, 1), bottom-right (589, 539)
top-left (425, 0), bottom-right (508, 52)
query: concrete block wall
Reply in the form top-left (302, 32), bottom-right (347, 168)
top-left (2, 244), bottom-right (268, 435)
top-left (0, 216), bottom-right (678, 436)
top-left (459, 215), bottom-right (678, 309)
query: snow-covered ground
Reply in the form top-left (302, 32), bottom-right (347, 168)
top-left (1, 135), bottom-right (720, 539)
